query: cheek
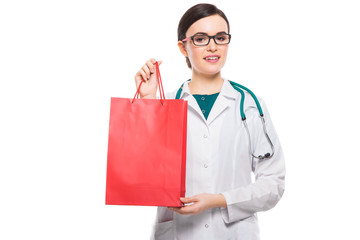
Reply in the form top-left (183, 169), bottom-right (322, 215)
top-left (187, 46), bottom-right (202, 61)
top-left (221, 46), bottom-right (229, 58)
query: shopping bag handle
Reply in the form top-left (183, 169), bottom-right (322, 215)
top-left (132, 62), bottom-right (165, 104)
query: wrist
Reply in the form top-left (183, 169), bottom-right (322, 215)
top-left (213, 194), bottom-right (227, 208)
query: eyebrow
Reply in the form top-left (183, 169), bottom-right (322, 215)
top-left (194, 31), bottom-right (228, 36)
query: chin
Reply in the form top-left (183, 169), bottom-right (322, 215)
top-left (199, 64), bottom-right (224, 75)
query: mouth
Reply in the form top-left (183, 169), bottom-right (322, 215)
top-left (204, 55), bottom-right (220, 63)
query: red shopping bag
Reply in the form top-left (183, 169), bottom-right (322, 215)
top-left (106, 62), bottom-right (187, 207)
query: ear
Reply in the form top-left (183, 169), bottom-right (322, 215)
top-left (177, 41), bottom-right (188, 57)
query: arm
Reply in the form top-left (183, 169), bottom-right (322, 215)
top-left (168, 100), bottom-right (285, 218)
top-left (220, 99), bottom-right (285, 223)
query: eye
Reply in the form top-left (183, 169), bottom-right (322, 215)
top-left (215, 34), bottom-right (228, 42)
top-left (194, 35), bottom-right (208, 43)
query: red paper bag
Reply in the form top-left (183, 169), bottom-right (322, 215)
top-left (106, 62), bottom-right (187, 207)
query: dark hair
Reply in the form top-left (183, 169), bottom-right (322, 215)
top-left (177, 4), bottom-right (230, 68)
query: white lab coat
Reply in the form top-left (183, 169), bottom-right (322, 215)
top-left (151, 79), bottom-right (285, 240)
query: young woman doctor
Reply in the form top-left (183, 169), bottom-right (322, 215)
top-left (134, 4), bottom-right (285, 240)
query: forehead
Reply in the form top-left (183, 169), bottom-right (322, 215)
top-left (186, 14), bottom-right (228, 36)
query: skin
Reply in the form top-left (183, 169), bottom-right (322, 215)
top-left (177, 14), bottom-right (229, 95)
top-left (134, 14), bottom-right (229, 215)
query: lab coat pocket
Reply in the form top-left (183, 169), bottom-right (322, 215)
top-left (153, 220), bottom-right (175, 240)
top-left (234, 216), bottom-right (260, 240)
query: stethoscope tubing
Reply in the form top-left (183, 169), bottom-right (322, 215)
top-left (229, 81), bottom-right (274, 160)
top-left (176, 80), bottom-right (275, 160)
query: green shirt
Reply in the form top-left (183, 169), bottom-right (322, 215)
top-left (193, 93), bottom-right (220, 120)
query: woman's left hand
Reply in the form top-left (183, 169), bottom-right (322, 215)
top-left (168, 193), bottom-right (227, 215)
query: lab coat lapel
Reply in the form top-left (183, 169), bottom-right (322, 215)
top-left (207, 80), bottom-right (238, 125)
top-left (180, 82), bottom-right (207, 123)
top-left (179, 80), bottom-right (238, 125)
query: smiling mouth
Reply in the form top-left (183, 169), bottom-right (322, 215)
top-left (204, 56), bottom-right (220, 60)
top-left (204, 55), bottom-right (220, 62)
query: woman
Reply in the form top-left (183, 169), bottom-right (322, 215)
top-left (134, 4), bottom-right (285, 240)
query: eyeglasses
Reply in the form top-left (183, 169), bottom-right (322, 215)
top-left (182, 33), bottom-right (231, 46)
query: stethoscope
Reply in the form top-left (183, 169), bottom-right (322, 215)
top-left (175, 80), bottom-right (275, 160)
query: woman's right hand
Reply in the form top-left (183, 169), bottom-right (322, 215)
top-left (134, 58), bottom-right (163, 99)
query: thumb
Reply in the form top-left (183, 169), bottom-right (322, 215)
top-left (180, 197), bottom-right (196, 203)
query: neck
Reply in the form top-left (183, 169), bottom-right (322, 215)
top-left (189, 71), bottom-right (223, 95)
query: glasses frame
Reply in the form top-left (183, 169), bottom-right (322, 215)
top-left (182, 33), bottom-right (231, 46)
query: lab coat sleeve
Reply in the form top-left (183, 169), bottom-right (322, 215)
top-left (220, 99), bottom-right (286, 223)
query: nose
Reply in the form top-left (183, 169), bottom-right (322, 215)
top-left (207, 38), bottom-right (217, 51)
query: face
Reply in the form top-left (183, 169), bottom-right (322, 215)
top-left (178, 14), bottom-right (229, 76)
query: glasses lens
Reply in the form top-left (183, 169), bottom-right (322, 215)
top-left (215, 34), bottom-right (230, 44)
top-left (193, 35), bottom-right (210, 46)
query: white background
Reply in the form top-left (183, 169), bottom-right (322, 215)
top-left (1, 0), bottom-right (359, 239)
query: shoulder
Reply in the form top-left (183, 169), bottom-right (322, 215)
top-left (226, 80), bottom-right (268, 119)
top-left (165, 80), bottom-right (190, 100)
top-left (226, 80), bottom-right (264, 107)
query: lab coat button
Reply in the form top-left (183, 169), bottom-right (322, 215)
top-left (204, 164), bottom-right (208, 168)
top-left (205, 224), bottom-right (209, 228)
top-left (203, 134), bottom-right (208, 138)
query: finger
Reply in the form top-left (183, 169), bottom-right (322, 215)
top-left (168, 207), bottom-right (183, 214)
top-left (180, 197), bottom-right (191, 203)
top-left (142, 65), bottom-right (151, 79)
top-left (152, 60), bottom-right (163, 67)
top-left (146, 59), bottom-right (156, 74)
top-left (173, 204), bottom-right (199, 215)
top-left (138, 69), bottom-right (147, 82)
top-left (135, 71), bottom-right (143, 83)
top-left (168, 207), bottom-right (189, 215)
top-left (180, 197), bottom-right (198, 204)
top-left (149, 58), bottom-right (157, 65)
top-left (180, 205), bottom-right (197, 214)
